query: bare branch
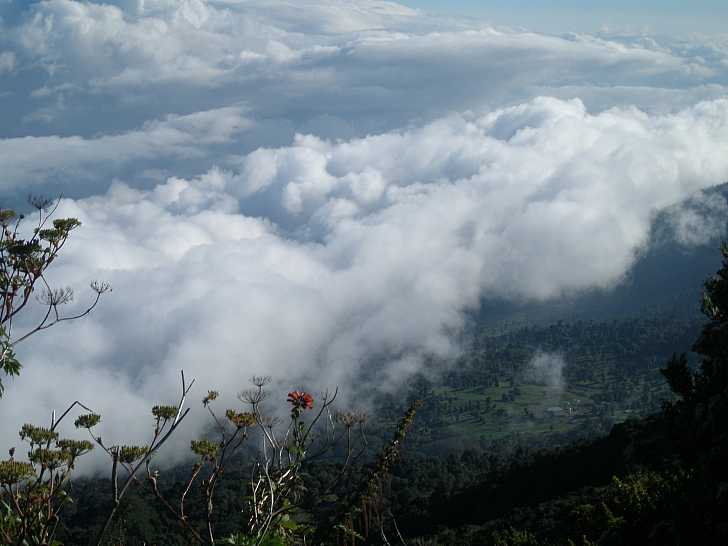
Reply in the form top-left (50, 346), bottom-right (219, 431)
top-left (95, 371), bottom-right (195, 546)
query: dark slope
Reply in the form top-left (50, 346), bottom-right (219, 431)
top-left (471, 184), bottom-right (728, 329)
top-left (414, 240), bottom-right (728, 545)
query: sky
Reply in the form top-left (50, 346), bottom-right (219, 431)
top-left (400, 0), bottom-right (728, 34)
top-left (1, 0), bottom-right (728, 464)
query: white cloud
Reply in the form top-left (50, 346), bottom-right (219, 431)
top-left (3, 96), bottom-right (728, 461)
top-left (235, 97), bottom-right (728, 300)
top-left (0, 106), bottom-right (251, 192)
top-left (3, 0), bottom-right (727, 143)
top-left (666, 190), bottom-right (728, 247)
top-left (0, 51), bottom-right (15, 73)
top-left (526, 351), bottom-right (566, 391)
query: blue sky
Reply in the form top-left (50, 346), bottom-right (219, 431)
top-left (399, 0), bottom-right (728, 34)
top-left (2, 1), bottom-right (725, 34)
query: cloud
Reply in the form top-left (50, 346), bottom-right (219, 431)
top-left (235, 96), bottom-right (728, 297)
top-left (10, 0), bottom-right (422, 90)
top-left (666, 190), bottom-right (728, 247)
top-left (0, 51), bottom-right (14, 73)
top-left (525, 351), bottom-right (566, 391)
top-left (2, 0), bottom-right (727, 143)
top-left (0, 106), bottom-right (251, 195)
top-left (3, 96), bottom-right (728, 462)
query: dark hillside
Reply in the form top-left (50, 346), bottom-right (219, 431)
top-left (412, 242), bottom-right (728, 545)
top-left (472, 184), bottom-right (728, 328)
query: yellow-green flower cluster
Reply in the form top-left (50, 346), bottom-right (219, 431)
top-left (118, 445), bottom-right (147, 464)
top-left (74, 413), bottom-right (101, 429)
top-left (191, 439), bottom-right (219, 460)
top-left (0, 459), bottom-right (34, 485)
top-left (57, 439), bottom-right (94, 458)
top-left (152, 405), bottom-right (178, 420)
top-left (203, 390), bottom-right (219, 406)
top-left (225, 409), bottom-right (256, 428)
top-left (19, 424), bottom-right (59, 445)
top-left (29, 448), bottom-right (69, 467)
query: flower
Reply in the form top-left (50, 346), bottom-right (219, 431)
top-left (74, 413), bottom-right (101, 429)
top-left (191, 439), bottom-right (219, 460)
top-left (203, 390), bottom-right (219, 407)
top-left (118, 445), bottom-right (148, 464)
top-left (287, 391), bottom-right (314, 410)
top-left (0, 459), bottom-right (34, 485)
top-left (225, 409), bottom-right (256, 428)
top-left (152, 405), bottom-right (178, 420)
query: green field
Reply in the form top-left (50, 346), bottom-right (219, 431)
top-left (379, 316), bottom-right (694, 448)
top-left (420, 372), bottom-right (670, 444)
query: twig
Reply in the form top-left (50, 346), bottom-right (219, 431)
top-left (95, 371), bottom-right (194, 546)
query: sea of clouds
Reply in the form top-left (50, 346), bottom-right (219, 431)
top-left (1, 0), bottom-right (728, 459)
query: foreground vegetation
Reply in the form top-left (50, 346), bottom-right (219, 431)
top-left (0, 202), bottom-right (419, 545)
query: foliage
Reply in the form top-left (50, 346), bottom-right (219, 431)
top-left (0, 402), bottom-right (95, 545)
top-left (0, 197), bottom-right (110, 397)
top-left (0, 371), bottom-right (194, 546)
top-left (145, 377), bottom-right (377, 545)
top-left (658, 243), bottom-right (728, 478)
top-left (491, 528), bottom-right (540, 546)
top-left (221, 532), bottom-right (287, 546)
top-left (81, 372), bottom-right (195, 545)
top-left (334, 400), bottom-right (422, 544)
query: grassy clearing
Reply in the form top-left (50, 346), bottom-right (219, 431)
top-left (420, 369), bottom-right (670, 444)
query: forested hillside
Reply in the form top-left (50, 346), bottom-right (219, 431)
top-left (408, 243), bottom-right (728, 544)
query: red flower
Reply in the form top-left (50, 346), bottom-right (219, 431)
top-left (287, 391), bottom-right (314, 410)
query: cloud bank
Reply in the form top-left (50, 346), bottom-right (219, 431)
top-left (2, 1), bottom-right (728, 145)
top-left (0, 0), bottom-right (727, 458)
top-left (6, 96), bottom-right (728, 455)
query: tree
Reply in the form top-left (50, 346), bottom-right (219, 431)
top-left (0, 197), bottom-right (113, 545)
top-left (0, 197), bottom-right (110, 396)
top-left (0, 197), bottom-right (421, 545)
top-left (661, 243), bottom-right (728, 471)
top-left (0, 374), bottom-right (196, 546)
